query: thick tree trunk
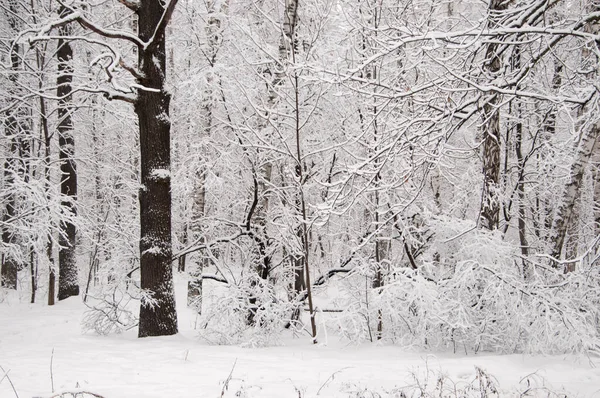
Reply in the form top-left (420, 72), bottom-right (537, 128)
top-left (137, 0), bottom-right (178, 337)
top-left (57, 6), bottom-right (79, 300)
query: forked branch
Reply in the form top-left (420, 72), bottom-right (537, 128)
top-left (116, 0), bottom-right (140, 12)
top-left (145, 0), bottom-right (180, 51)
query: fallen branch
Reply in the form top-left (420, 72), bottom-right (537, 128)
top-left (0, 365), bottom-right (19, 398)
top-left (48, 392), bottom-right (105, 398)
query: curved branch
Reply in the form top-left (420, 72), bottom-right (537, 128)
top-left (201, 274), bottom-right (228, 284)
top-left (29, 11), bottom-right (144, 48)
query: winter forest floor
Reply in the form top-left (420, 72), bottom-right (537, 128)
top-left (2, 276), bottom-right (600, 398)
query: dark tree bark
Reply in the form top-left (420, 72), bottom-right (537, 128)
top-left (38, 54), bottom-right (55, 305)
top-left (56, 5), bottom-right (79, 300)
top-left (479, 0), bottom-right (507, 231)
top-left (136, 0), bottom-right (178, 337)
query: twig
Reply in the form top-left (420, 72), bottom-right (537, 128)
top-left (220, 359), bottom-right (237, 398)
top-left (49, 392), bottom-right (105, 398)
top-left (316, 367), bottom-right (350, 395)
top-left (0, 365), bottom-right (19, 398)
top-left (50, 348), bottom-right (55, 393)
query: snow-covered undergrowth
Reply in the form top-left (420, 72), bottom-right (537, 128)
top-left (186, 219), bottom-right (600, 355)
top-left (2, 275), bottom-right (600, 398)
top-left (328, 223), bottom-right (600, 354)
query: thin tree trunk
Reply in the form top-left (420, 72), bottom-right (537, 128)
top-left (551, 124), bottom-right (600, 262)
top-left (178, 225), bottom-right (187, 272)
top-left (288, 0), bottom-right (317, 342)
top-left (592, 138), bottom-right (600, 234)
top-left (1, 0), bottom-right (28, 290)
top-left (551, 0), bottom-right (600, 264)
top-left (136, 0), bottom-right (179, 337)
top-left (38, 54), bottom-right (55, 305)
top-left (514, 103), bottom-right (531, 278)
top-left (188, 174), bottom-right (206, 314)
top-left (186, 0), bottom-right (226, 314)
top-left (480, 0), bottom-right (507, 231)
top-left (56, 5), bottom-right (79, 300)
top-left (30, 250), bottom-right (36, 303)
top-left (540, 62), bottom-right (563, 239)
top-left (247, 0), bottom-right (299, 326)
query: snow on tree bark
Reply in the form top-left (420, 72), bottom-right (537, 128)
top-left (1, 0), bottom-right (32, 290)
top-left (137, 0), bottom-right (178, 337)
top-left (186, 0), bottom-right (225, 315)
top-left (479, 0), bottom-right (507, 231)
top-left (57, 5), bottom-right (79, 300)
top-left (551, 123), bottom-right (600, 263)
top-left (550, 0), bottom-right (600, 265)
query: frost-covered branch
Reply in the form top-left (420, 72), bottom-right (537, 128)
top-left (29, 11), bottom-right (144, 48)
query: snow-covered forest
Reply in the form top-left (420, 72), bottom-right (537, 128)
top-left (2, 0), bottom-right (600, 394)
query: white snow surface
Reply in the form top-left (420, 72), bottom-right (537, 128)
top-left (2, 277), bottom-right (600, 398)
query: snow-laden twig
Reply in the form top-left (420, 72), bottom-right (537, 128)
top-left (316, 367), bottom-right (351, 395)
top-left (220, 359), bottom-right (237, 398)
top-left (0, 365), bottom-right (19, 398)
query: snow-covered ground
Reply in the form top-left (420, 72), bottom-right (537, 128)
top-left (2, 278), bottom-right (600, 398)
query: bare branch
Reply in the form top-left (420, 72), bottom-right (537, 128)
top-left (29, 11), bottom-right (144, 48)
top-left (116, 0), bottom-right (140, 12)
top-left (75, 13), bottom-right (143, 48)
top-left (145, 0), bottom-right (180, 51)
top-left (173, 231), bottom-right (249, 260)
top-left (202, 274), bottom-right (228, 284)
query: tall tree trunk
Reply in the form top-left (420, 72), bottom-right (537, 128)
top-left (188, 173), bottom-right (206, 313)
top-left (244, 0), bottom-right (287, 325)
top-left (514, 102), bottom-right (531, 277)
top-left (288, 0), bottom-right (317, 343)
top-left (537, 61), bottom-right (563, 240)
top-left (246, 0), bottom-right (299, 326)
top-left (550, 0), bottom-right (600, 264)
top-left (38, 50), bottom-right (55, 305)
top-left (56, 5), bottom-right (79, 300)
top-left (551, 124), bottom-right (600, 262)
top-left (186, 0), bottom-right (226, 314)
top-left (136, 0), bottom-right (178, 337)
top-left (534, 3), bottom-right (564, 241)
top-left (293, 74), bottom-right (317, 343)
top-left (592, 138), bottom-right (600, 235)
top-left (479, 0), bottom-right (507, 231)
top-left (1, 0), bottom-right (28, 290)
